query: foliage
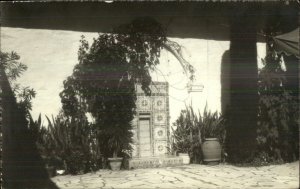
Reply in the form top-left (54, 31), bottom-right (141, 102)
top-left (29, 113), bottom-right (101, 175)
top-left (59, 18), bottom-right (168, 160)
top-left (28, 113), bottom-right (48, 148)
top-left (0, 51), bottom-right (36, 117)
top-left (171, 105), bottom-right (226, 163)
top-left (200, 106), bottom-right (225, 140)
top-left (44, 115), bottom-right (101, 174)
top-left (0, 51), bottom-right (27, 81)
top-left (250, 151), bottom-right (284, 167)
top-left (256, 49), bottom-right (299, 163)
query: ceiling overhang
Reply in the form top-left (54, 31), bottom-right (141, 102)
top-left (1, 2), bottom-right (298, 42)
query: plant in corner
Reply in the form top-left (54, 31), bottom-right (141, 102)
top-left (199, 106), bottom-right (225, 165)
top-left (105, 128), bottom-right (132, 171)
top-left (172, 105), bottom-right (226, 165)
top-left (171, 108), bottom-right (198, 164)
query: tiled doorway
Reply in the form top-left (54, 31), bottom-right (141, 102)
top-left (139, 118), bottom-right (151, 157)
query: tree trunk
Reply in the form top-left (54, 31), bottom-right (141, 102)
top-left (225, 12), bottom-right (258, 163)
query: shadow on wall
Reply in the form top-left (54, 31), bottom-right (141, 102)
top-left (221, 50), bottom-right (230, 115)
top-left (1, 68), bottom-right (59, 189)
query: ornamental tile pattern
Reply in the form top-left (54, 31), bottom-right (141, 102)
top-left (132, 82), bottom-right (169, 158)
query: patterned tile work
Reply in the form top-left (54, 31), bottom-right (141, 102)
top-left (132, 82), bottom-right (169, 158)
top-left (128, 156), bottom-right (183, 169)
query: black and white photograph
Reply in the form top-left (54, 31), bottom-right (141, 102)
top-left (0, 1), bottom-right (299, 188)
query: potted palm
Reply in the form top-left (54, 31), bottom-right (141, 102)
top-left (104, 125), bottom-right (133, 171)
top-left (171, 134), bottom-right (191, 165)
top-left (200, 108), bottom-right (225, 165)
top-left (171, 110), bottom-right (194, 164)
top-left (107, 136), bottom-right (123, 171)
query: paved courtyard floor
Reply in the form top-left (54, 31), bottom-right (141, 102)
top-left (51, 161), bottom-right (299, 189)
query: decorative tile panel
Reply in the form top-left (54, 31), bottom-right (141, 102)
top-left (151, 83), bottom-right (167, 94)
top-left (128, 156), bottom-right (183, 169)
top-left (155, 141), bottom-right (167, 156)
top-left (153, 97), bottom-right (166, 110)
top-left (154, 127), bottom-right (166, 139)
top-left (133, 82), bottom-right (169, 158)
top-left (154, 112), bottom-right (166, 125)
top-left (137, 96), bottom-right (151, 111)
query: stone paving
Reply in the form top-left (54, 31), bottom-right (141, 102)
top-left (51, 161), bottom-right (299, 189)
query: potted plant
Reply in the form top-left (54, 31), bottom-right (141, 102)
top-left (178, 152), bottom-right (190, 165)
top-left (103, 126), bottom-right (133, 171)
top-left (171, 110), bottom-right (194, 165)
top-left (107, 134), bottom-right (124, 171)
top-left (28, 114), bottom-right (58, 177)
top-left (172, 106), bottom-right (226, 165)
top-left (200, 108), bottom-right (225, 165)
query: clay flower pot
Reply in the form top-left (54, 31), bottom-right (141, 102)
top-left (178, 153), bottom-right (190, 164)
top-left (108, 157), bottom-right (123, 171)
top-left (201, 138), bottom-right (221, 165)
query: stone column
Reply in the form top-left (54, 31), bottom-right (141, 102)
top-left (221, 50), bottom-right (230, 115)
top-left (225, 11), bottom-right (258, 163)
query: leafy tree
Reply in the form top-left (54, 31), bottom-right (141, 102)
top-left (0, 51), bottom-right (36, 117)
top-left (0, 51), bottom-right (59, 188)
top-left (257, 48), bottom-right (299, 163)
top-left (60, 18), bottom-right (167, 159)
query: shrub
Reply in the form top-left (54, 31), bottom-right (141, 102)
top-left (29, 114), bottom-right (101, 175)
top-left (46, 115), bottom-right (102, 174)
top-left (256, 49), bottom-right (299, 164)
top-left (171, 105), bottom-right (226, 163)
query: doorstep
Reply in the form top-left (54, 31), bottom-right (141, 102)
top-left (128, 156), bottom-right (183, 169)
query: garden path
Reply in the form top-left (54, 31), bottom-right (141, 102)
top-left (51, 161), bottom-right (299, 189)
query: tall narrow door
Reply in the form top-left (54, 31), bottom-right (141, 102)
top-left (139, 119), bottom-right (151, 157)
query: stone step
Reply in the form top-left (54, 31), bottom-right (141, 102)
top-left (128, 156), bottom-right (183, 169)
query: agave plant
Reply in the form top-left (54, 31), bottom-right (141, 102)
top-left (45, 115), bottom-right (101, 174)
top-left (28, 114), bottom-right (50, 157)
top-left (171, 106), bottom-right (202, 162)
top-left (28, 113), bottom-right (44, 142)
top-left (171, 105), bottom-right (226, 163)
top-left (198, 105), bottom-right (225, 141)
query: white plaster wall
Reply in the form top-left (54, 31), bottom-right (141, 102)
top-left (1, 27), bottom-right (265, 125)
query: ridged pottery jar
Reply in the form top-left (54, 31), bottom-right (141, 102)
top-left (178, 153), bottom-right (190, 164)
top-left (108, 157), bottom-right (123, 171)
top-left (202, 138), bottom-right (221, 164)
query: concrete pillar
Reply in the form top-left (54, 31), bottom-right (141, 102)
top-left (221, 50), bottom-right (230, 115)
top-left (225, 12), bottom-right (258, 163)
